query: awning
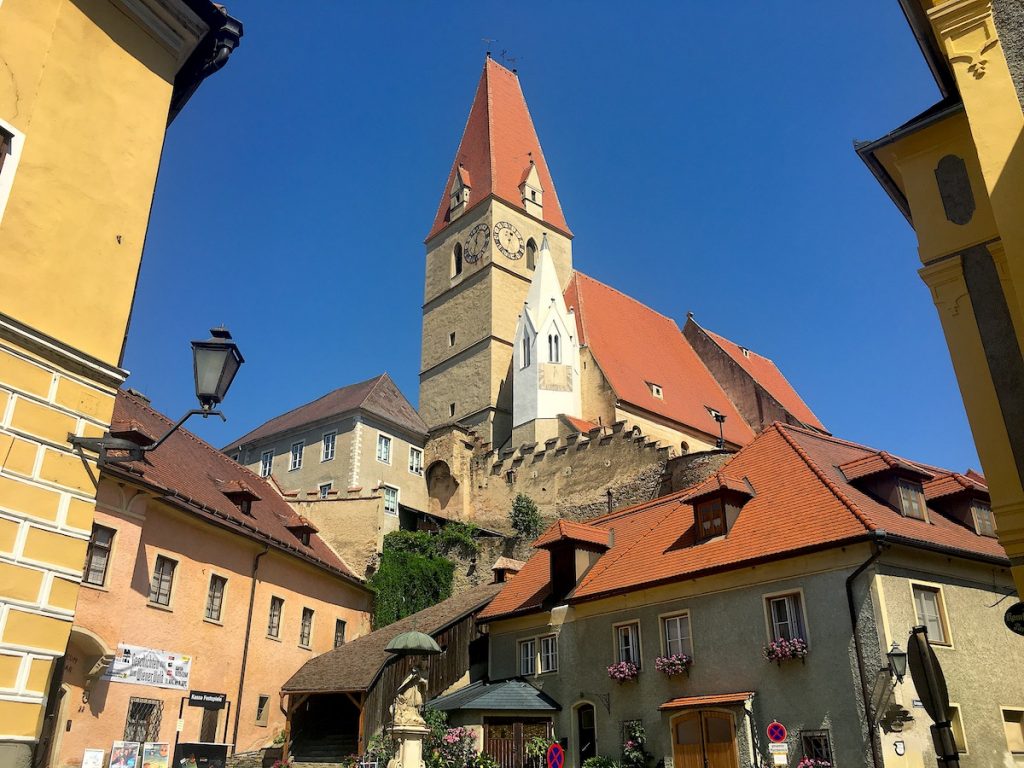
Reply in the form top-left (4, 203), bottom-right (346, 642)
top-left (429, 680), bottom-right (561, 712)
top-left (659, 692), bottom-right (755, 711)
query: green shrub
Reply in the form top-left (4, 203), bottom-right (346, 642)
top-left (583, 757), bottom-right (620, 768)
top-left (435, 521), bottom-right (480, 559)
top-left (368, 548), bottom-right (454, 628)
top-left (509, 493), bottom-right (542, 539)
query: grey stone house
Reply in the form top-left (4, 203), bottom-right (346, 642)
top-left (223, 374), bottom-right (430, 574)
top-left (461, 424), bottom-right (1022, 768)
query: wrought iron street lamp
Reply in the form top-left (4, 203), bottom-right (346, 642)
top-left (68, 327), bottom-right (244, 463)
top-left (887, 641), bottom-right (908, 683)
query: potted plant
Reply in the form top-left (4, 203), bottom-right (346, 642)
top-left (607, 660), bottom-right (639, 682)
top-left (654, 654), bottom-right (692, 677)
top-left (796, 758), bottom-right (831, 768)
top-left (762, 637), bottom-right (809, 665)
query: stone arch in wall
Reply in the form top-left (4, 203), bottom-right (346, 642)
top-left (427, 460), bottom-right (459, 515)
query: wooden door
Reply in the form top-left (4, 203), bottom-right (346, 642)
top-left (486, 721), bottom-right (518, 768)
top-left (671, 711), bottom-right (738, 768)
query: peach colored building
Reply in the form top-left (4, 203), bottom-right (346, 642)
top-left (44, 391), bottom-right (372, 768)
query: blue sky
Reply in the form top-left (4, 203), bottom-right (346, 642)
top-left (123, 2), bottom-right (981, 470)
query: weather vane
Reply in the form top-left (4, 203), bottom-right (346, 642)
top-left (500, 48), bottom-right (519, 66)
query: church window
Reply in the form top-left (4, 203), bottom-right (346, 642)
top-left (548, 333), bottom-right (560, 363)
top-left (453, 243), bottom-right (463, 277)
top-left (521, 335), bottom-right (531, 368)
top-left (526, 238), bottom-right (537, 270)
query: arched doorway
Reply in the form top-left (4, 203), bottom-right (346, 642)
top-left (671, 710), bottom-right (738, 768)
top-left (574, 703), bottom-right (597, 767)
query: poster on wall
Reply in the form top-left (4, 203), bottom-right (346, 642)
top-left (172, 742), bottom-right (228, 768)
top-left (104, 643), bottom-right (192, 690)
top-left (110, 741), bottom-right (141, 768)
top-left (142, 742), bottom-right (170, 768)
top-left (81, 749), bottom-right (105, 768)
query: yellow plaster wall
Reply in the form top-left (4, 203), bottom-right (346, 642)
top-left (0, 0), bottom-right (177, 366)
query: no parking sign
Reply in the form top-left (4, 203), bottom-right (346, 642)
top-left (547, 742), bottom-right (565, 768)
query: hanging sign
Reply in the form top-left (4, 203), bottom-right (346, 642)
top-left (767, 721), bottom-right (788, 743)
top-left (547, 742), bottom-right (565, 768)
top-left (1005, 602), bottom-right (1024, 637)
top-left (104, 643), bottom-right (191, 690)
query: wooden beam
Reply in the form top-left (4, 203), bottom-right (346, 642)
top-left (357, 692), bottom-right (366, 755)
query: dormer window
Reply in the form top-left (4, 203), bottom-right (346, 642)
top-left (217, 480), bottom-right (261, 516)
top-left (897, 479), bottom-right (927, 520)
top-left (696, 498), bottom-right (725, 539)
top-left (286, 517), bottom-right (318, 548)
top-left (519, 162), bottom-right (543, 216)
top-left (649, 382), bottom-right (663, 399)
top-left (450, 165), bottom-right (471, 219)
top-left (971, 501), bottom-right (995, 537)
top-left (239, 499), bottom-right (252, 515)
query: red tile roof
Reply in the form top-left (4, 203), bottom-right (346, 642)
top-left (924, 472), bottom-right (989, 501)
top-left (839, 451), bottom-right (934, 482)
top-left (479, 424), bottom-right (1007, 621)
top-left (427, 58), bottom-right (571, 241)
top-left (108, 391), bottom-right (364, 586)
top-left (563, 272), bottom-right (754, 447)
top-left (680, 473), bottom-right (752, 504)
top-left (224, 373), bottom-right (426, 453)
top-left (660, 692), bottom-right (755, 710)
top-left (564, 415), bottom-right (600, 434)
top-left (533, 519), bottom-right (610, 549)
top-left (700, 327), bottom-right (827, 432)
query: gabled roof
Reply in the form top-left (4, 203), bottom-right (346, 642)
top-left (282, 582), bottom-right (501, 693)
top-left (839, 451), bottom-right (934, 482)
top-left (563, 272), bottom-right (754, 447)
top-left (106, 391), bottom-right (363, 585)
top-left (698, 325), bottom-right (827, 432)
top-left (492, 556), bottom-right (525, 574)
top-left (224, 373), bottom-right (426, 453)
top-left (429, 679), bottom-right (560, 712)
top-left (680, 473), bottom-right (753, 504)
top-left (427, 58), bottom-right (571, 241)
top-left (925, 472), bottom-right (989, 502)
top-left (479, 424), bottom-right (1007, 622)
top-left (533, 519), bottom-right (610, 550)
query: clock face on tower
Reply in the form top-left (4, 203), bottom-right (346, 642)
top-left (463, 222), bottom-right (489, 263)
top-left (493, 221), bottom-right (525, 260)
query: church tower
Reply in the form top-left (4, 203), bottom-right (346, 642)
top-left (420, 57), bottom-right (573, 449)
top-left (511, 235), bottom-right (582, 446)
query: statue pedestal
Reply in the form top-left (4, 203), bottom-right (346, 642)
top-left (388, 722), bottom-right (431, 768)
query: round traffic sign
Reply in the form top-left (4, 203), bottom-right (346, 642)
top-left (767, 721), bottom-right (787, 743)
top-left (1005, 602), bottom-right (1024, 637)
top-left (547, 743), bottom-right (565, 768)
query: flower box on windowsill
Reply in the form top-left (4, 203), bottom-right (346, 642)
top-left (796, 758), bottom-right (831, 768)
top-left (763, 637), bottom-right (808, 665)
top-left (654, 654), bottom-right (692, 677)
top-left (607, 661), bottom-right (639, 682)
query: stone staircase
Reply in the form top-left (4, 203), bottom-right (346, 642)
top-left (290, 733), bottom-right (358, 765)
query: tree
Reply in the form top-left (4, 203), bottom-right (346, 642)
top-left (509, 493), bottom-right (542, 539)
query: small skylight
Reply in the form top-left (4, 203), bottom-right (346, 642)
top-left (649, 382), bottom-right (664, 399)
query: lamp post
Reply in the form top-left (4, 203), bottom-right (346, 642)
top-left (69, 327), bottom-right (244, 462)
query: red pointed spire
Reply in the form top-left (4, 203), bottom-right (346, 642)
top-left (426, 57), bottom-right (571, 241)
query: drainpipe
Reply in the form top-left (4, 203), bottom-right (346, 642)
top-left (231, 544), bottom-right (270, 752)
top-left (845, 531), bottom-right (888, 768)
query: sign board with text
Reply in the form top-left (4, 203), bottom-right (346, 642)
top-left (188, 690), bottom-right (227, 710)
top-left (104, 643), bottom-right (191, 690)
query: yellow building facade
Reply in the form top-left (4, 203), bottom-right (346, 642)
top-left (0, 0), bottom-right (240, 763)
top-left (858, 0), bottom-right (1024, 598)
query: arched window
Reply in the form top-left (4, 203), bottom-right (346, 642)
top-left (548, 333), bottom-right (560, 363)
top-left (526, 238), bottom-right (537, 270)
top-left (453, 243), bottom-right (463, 276)
top-left (521, 335), bottom-right (531, 368)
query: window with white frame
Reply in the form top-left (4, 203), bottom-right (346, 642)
top-left (300, 607), bottom-right (314, 647)
top-left (766, 593), bottom-right (806, 642)
top-left (548, 333), bottom-right (560, 363)
top-left (0, 121), bottom-right (24, 225)
top-left (149, 555), bottom-right (176, 607)
top-left (260, 450), bottom-right (273, 478)
top-left (912, 584), bottom-right (950, 644)
top-left (289, 441), bottom-right (303, 471)
top-left (519, 638), bottom-right (536, 676)
top-left (267, 596), bottom-right (284, 638)
top-left (334, 619), bottom-right (346, 648)
top-left (539, 635), bottom-right (558, 673)
top-left (83, 524), bottom-right (115, 587)
top-left (383, 485), bottom-right (399, 516)
top-left (650, 382), bottom-right (664, 399)
top-left (377, 433), bottom-right (392, 464)
top-left (1003, 709), bottom-right (1024, 754)
top-left (615, 621), bottom-right (641, 666)
top-left (662, 613), bottom-right (693, 659)
top-left (322, 431), bottom-right (336, 462)
top-left (409, 447), bottom-right (424, 475)
top-left (205, 574), bottom-right (226, 622)
top-left (255, 695), bottom-right (270, 727)
top-left (898, 479), bottom-right (927, 520)
top-left (948, 705), bottom-right (967, 754)
top-left (319, 482), bottom-right (333, 499)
